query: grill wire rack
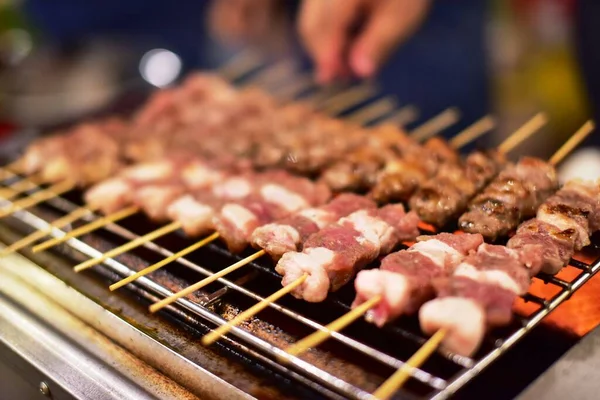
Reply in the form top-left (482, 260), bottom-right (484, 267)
top-left (2, 173), bottom-right (600, 400)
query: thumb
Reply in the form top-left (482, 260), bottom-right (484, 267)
top-left (349, 0), bottom-right (431, 77)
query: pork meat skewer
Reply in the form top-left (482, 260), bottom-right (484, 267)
top-left (409, 113), bottom-right (546, 227)
top-left (275, 204), bottom-right (421, 302)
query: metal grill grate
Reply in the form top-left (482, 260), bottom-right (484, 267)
top-left (2, 176), bottom-right (600, 400)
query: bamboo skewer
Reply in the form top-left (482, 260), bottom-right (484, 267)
top-left (0, 205), bottom-right (101, 257)
top-left (0, 172), bottom-right (45, 200)
top-left (372, 329), bottom-right (448, 399)
top-left (275, 113), bottom-right (551, 357)
top-left (0, 160), bottom-right (23, 176)
top-left (448, 115), bottom-right (495, 149)
top-left (200, 274), bottom-right (308, 345)
top-left (242, 60), bottom-right (298, 90)
top-left (73, 221), bottom-right (182, 273)
top-left (109, 232), bottom-right (221, 291)
top-left (285, 295), bottom-right (382, 357)
top-left (345, 97), bottom-right (398, 125)
top-left (448, 115), bottom-right (496, 149)
top-left (549, 120), bottom-right (595, 166)
top-left (148, 249), bottom-right (266, 312)
top-left (498, 112), bottom-right (547, 154)
top-left (408, 108), bottom-right (460, 142)
top-left (0, 180), bottom-right (75, 218)
top-left (32, 205), bottom-right (140, 253)
top-left (319, 83), bottom-right (378, 115)
top-left (385, 105), bottom-right (420, 127)
top-left (271, 74), bottom-right (315, 101)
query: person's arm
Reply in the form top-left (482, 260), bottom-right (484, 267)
top-left (298, 0), bottom-right (432, 83)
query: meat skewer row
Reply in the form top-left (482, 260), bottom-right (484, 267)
top-left (143, 116), bottom-right (495, 302)
top-left (319, 108), bottom-right (461, 193)
top-left (457, 156), bottom-right (559, 241)
top-left (273, 204), bottom-right (421, 303)
top-left (30, 155), bottom-right (247, 252)
top-left (3, 84), bottom-right (392, 230)
top-left (368, 112), bottom-right (543, 206)
top-left (19, 95), bottom-right (401, 253)
top-left (12, 74), bottom-right (377, 191)
top-left (410, 113), bottom-right (547, 227)
top-left (459, 119), bottom-right (595, 241)
top-left (421, 177), bottom-right (600, 356)
top-left (147, 114), bottom-right (498, 306)
top-left (284, 121), bottom-right (594, 359)
top-left (145, 193), bottom-right (380, 311)
top-left (199, 203), bottom-right (422, 346)
top-left (71, 167), bottom-right (332, 273)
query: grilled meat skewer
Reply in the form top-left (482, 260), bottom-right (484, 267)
top-left (275, 205), bottom-right (420, 302)
top-left (458, 157), bottom-right (559, 241)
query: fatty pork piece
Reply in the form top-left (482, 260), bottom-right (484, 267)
top-left (459, 157), bottom-right (558, 241)
top-left (319, 146), bottom-right (397, 192)
top-left (275, 205), bottom-right (420, 302)
top-left (420, 244), bottom-right (530, 356)
top-left (507, 179), bottom-right (600, 274)
top-left (213, 174), bottom-right (332, 253)
top-left (352, 233), bottom-right (484, 326)
top-left (167, 174), bottom-right (262, 237)
top-left (369, 137), bottom-right (461, 204)
top-left (409, 150), bottom-right (506, 227)
top-left (84, 159), bottom-right (180, 215)
top-left (250, 194), bottom-right (377, 260)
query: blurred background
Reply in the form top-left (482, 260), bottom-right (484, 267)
top-left (0, 0), bottom-right (595, 167)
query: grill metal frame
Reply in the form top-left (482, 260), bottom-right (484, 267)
top-left (2, 175), bottom-right (600, 400)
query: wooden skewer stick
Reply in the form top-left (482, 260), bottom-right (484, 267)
top-left (372, 329), bottom-right (448, 400)
top-left (0, 180), bottom-right (75, 218)
top-left (449, 115), bottom-right (496, 149)
top-left (109, 232), bottom-right (221, 291)
top-left (344, 97), bottom-right (398, 125)
top-left (218, 49), bottom-right (265, 81)
top-left (409, 108), bottom-right (461, 142)
top-left (73, 221), bottom-right (182, 273)
top-left (319, 83), bottom-right (378, 115)
top-left (378, 105), bottom-right (420, 127)
top-left (0, 159), bottom-right (23, 174)
top-left (0, 164), bottom-right (21, 181)
top-left (148, 249), bottom-right (267, 312)
top-left (442, 115), bottom-right (495, 149)
top-left (303, 83), bottom-right (345, 106)
top-left (0, 205), bottom-right (100, 257)
top-left (200, 274), bottom-right (308, 345)
top-left (241, 60), bottom-right (298, 89)
top-left (0, 172), bottom-right (45, 200)
top-left (271, 74), bottom-right (315, 101)
top-left (285, 295), bottom-right (383, 358)
top-left (549, 120), bottom-right (595, 166)
top-left (32, 205), bottom-right (140, 253)
top-left (498, 112), bottom-right (548, 154)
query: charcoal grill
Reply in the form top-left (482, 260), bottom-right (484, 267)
top-left (1, 164), bottom-right (600, 400)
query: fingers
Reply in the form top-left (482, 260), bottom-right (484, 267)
top-left (298, 0), bottom-right (362, 83)
top-left (349, 0), bottom-right (431, 77)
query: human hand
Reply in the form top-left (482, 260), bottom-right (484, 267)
top-left (298, 0), bottom-right (431, 83)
